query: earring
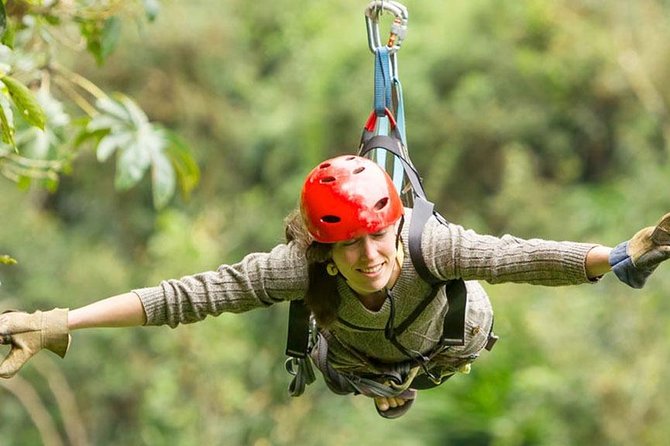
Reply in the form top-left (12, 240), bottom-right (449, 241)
top-left (326, 262), bottom-right (339, 276)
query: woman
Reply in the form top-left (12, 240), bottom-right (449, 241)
top-left (0, 155), bottom-right (668, 418)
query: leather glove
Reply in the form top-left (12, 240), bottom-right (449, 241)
top-left (609, 213), bottom-right (670, 288)
top-left (0, 308), bottom-right (70, 378)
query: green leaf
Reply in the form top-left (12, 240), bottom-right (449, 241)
top-left (44, 176), bottom-right (59, 193)
top-left (80, 17), bottom-right (122, 65)
top-left (73, 125), bottom-right (108, 149)
top-left (0, 1), bottom-right (7, 40)
top-left (95, 96), bottom-right (131, 122)
top-left (1, 19), bottom-right (14, 48)
top-left (151, 151), bottom-right (176, 209)
top-left (0, 255), bottom-right (17, 265)
top-left (0, 75), bottom-right (46, 130)
top-left (164, 130), bottom-right (200, 199)
top-left (114, 141), bottom-right (152, 190)
top-left (96, 132), bottom-right (132, 162)
top-left (100, 17), bottom-right (122, 61)
top-left (117, 94), bottom-right (148, 127)
top-left (0, 97), bottom-right (14, 146)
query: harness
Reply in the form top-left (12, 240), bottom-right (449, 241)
top-left (285, 1), bottom-right (497, 398)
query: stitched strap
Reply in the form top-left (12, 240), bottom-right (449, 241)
top-left (285, 299), bottom-right (311, 358)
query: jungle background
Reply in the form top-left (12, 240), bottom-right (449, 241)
top-left (2, 0), bottom-right (670, 445)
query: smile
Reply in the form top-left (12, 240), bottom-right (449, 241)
top-left (358, 263), bottom-right (385, 274)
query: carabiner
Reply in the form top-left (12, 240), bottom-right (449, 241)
top-left (365, 0), bottom-right (408, 54)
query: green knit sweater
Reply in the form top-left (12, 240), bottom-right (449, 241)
top-left (134, 211), bottom-right (597, 373)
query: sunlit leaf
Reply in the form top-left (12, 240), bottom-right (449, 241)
top-left (45, 176), bottom-right (59, 193)
top-left (95, 96), bottom-right (131, 122)
top-left (80, 17), bottom-right (122, 65)
top-left (117, 94), bottom-right (149, 127)
top-left (0, 1), bottom-right (7, 40)
top-left (15, 90), bottom-right (70, 160)
top-left (115, 141), bottom-right (149, 190)
top-left (151, 150), bottom-right (176, 208)
top-left (0, 255), bottom-right (17, 265)
top-left (0, 95), bottom-right (14, 146)
top-left (87, 114), bottom-right (121, 132)
top-left (0, 75), bottom-right (46, 129)
top-left (100, 17), bottom-right (122, 60)
top-left (96, 132), bottom-right (132, 162)
top-left (164, 130), bottom-right (200, 199)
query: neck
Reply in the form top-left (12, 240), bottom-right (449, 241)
top-left (358, 289), bottom-right (388, 311)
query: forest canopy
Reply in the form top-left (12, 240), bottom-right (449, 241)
top-left (1, 1), bottom-right (670, 445)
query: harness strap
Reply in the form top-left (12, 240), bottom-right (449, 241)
top-left (311, 333), bottom-right (417, 398)
top-left (285, 299), bottom-right (316, 397)
top-left (374, 47), bottom-right (394, 118)
top-left (360, 134), bottom-right (467, 347)
top-left (285, 299), bottom-right (310, 358)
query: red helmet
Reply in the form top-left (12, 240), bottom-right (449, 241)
top-left (300, 155), bottom-right (404, 243)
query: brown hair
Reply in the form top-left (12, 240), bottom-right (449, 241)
top-left (284, 209), bottom-right (340, 327)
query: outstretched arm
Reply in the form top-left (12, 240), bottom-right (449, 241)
top-left (0, 293), bottom-right (147, 378)
top-left (585, 245), bottom-right (613, 280)
top-left (68, 292), bottom-right (147, 330)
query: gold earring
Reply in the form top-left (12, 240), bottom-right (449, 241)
top-left (326, 262), bottom-right (339, 276)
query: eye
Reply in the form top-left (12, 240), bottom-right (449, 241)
top-left (371, 229), bottom-right (388, 238)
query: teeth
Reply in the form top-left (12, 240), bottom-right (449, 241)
top-left (360, 264), bottom-right (384, 273)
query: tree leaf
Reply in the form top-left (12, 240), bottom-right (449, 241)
top-left (95, 96), bottom-right (132, 123)
top-left (117, 94), bottom-right (148, 127)
top-left (0, 255), bottom-right (17, 265)
top-left (0, 1), bottom-right (7, 40)
top-left (0, 97), bottom-right (14, 146)
top-left (151, 150), bottom-right (176, 209)
top-left (0, 75), bottom-right (46, 130)
top-left (96, 132), bottom-right (133, 162)
top-left (114, 141), bottom-right (151, 190)
top-left (80, 17), bottom-right (122, 65)
top-left (100, 17), bottom-right (122, 60)
top-left (87, 114), bottom-right (122, 132)
top-left (164, 129), bottom-right (200, 199)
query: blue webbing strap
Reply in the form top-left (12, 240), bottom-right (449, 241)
top-left (369, 46), bottom-right (408, 193)
top-left (374, 47), bottom-right (393, 117)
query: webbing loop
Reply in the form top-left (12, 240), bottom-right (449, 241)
top-left (374, 47), bottom-right (394, 117)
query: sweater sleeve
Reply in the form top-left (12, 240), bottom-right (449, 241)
top-left (422, 217), bottom-right (597, 286)
top-left (132, 242), bottom-right (309, 327)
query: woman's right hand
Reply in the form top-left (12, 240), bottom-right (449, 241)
top-left (0, 308), bottom-right (70, 378)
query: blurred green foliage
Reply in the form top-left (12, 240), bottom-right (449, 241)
top-left (2, 0), bottom-right (670, 444)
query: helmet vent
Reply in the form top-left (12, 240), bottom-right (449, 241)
top-left (374, 198), bottom-right (389, 211)
top-left (320, 176), bottom-right (336, 184)
top-left (353, 167), bottom-right (365, 175)
top-left (321, 215), bottom-right (341, 224)
top-left (319, 162), bottom-right (332, 169)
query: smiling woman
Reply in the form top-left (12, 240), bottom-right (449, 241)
top-left (330, 226), bottom-right (402, 300)
top-left (1, 154), bottom-right (669, 421)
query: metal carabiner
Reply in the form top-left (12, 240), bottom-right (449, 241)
top-left (365, 0), bottom-right (408, 54)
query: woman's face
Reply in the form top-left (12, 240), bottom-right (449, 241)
top-left (331, 223), bottom-right (399, 296)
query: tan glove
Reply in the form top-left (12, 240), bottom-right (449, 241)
top-left (609, 213), bottom-right (670, 288)
top-left (0, 308), bottom-right (70, 378)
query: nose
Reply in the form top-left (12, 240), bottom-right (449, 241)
top-left (360, 236), bottom-right (376, 259)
